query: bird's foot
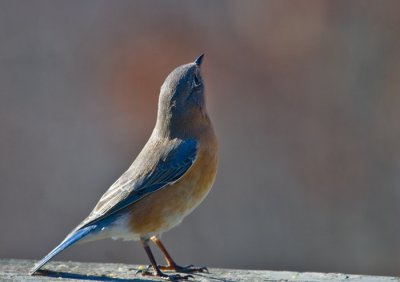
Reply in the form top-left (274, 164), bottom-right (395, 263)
top-left (135, 265), bottom-right (153, 275)
top-left (159, 264), bottom-right (209, 273)
top-left (136, 265), bottom-right (194, 280)
top-left (158, 273), bottom-right (194, 281)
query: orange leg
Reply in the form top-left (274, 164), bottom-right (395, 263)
top-left (150, 236), bottom-right (209, 273)
top-left (139, 239), bottom-right (193, 280)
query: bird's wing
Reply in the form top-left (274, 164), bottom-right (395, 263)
top-left (80, 138), bottom-right (198, 228)
top-left (30, 137), bottom-right (197, 274)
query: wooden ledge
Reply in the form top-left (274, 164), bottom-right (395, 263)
top-left (1, 259), bottom-right (398, 281)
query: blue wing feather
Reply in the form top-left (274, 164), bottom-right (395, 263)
top-left (82, 138), bottom-right (198, 227)
top-left (30, 225), bottom-right (97, 274)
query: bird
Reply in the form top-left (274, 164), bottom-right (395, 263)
top-left (30, 54), bottom-right (218, 280)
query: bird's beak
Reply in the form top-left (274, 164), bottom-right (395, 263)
top-left (194, 54), bottom-right (204, 66)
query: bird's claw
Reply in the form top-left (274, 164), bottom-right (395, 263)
top-left (135, 264), bottom-right (152, 275)
top-left (179, 264), bottom-right (209, 273)
top-left (159, 264), bottom-right (209, 273)
top-left (136, 266), bottom-right (193, 280)
top-left (196, 266), bottom-right (209, 273)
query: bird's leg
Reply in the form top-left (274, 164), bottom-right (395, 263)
top-left (150, 236), bottom-right (176, 269)
top-left (139, 239), bottom-right (193, 280)
top-left (150, 236), bottom-right (209, 273)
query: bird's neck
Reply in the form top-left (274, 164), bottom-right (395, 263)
top-left (153, 108), bottom-right (213, 141)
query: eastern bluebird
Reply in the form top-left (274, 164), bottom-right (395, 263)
top-left (30, 54), bottom-right (218, 280)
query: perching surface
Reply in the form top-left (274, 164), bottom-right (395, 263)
top-left (1, 259), bottom-right (399, 282)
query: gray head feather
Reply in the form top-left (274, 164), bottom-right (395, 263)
top-left (154, 58), bottom-right (206, 139)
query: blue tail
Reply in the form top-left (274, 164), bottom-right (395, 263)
top-left (30, 225), bottom-right (97, 275)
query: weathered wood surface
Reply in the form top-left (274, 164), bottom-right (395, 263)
top-left (1, 259), bottom-right (399, 282)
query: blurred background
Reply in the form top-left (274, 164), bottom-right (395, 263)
top-left (1, 0), bottom-right (400, 277)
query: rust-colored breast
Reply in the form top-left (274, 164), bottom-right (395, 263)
top-left (128, 131), bottom-right (218, 238)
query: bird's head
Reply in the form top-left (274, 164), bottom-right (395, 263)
top-left (155, 54), bottom-right (208, 138)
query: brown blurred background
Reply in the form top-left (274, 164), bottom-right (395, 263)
top-left (1, 0), bottom-right (400, 276)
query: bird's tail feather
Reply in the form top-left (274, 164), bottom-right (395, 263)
top-left (29, 225), bottom-right (97, 275)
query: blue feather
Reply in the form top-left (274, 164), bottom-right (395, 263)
top-left (30, 225), bottom-right (97, 274)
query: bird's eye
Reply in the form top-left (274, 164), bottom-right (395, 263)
top-left (192, 74), bottom-right (201, 87)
